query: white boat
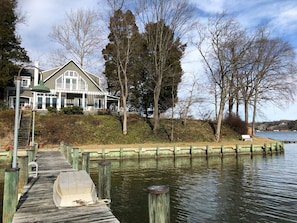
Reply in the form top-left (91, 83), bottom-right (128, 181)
top-left (53, 170), bottom-right (97, 207)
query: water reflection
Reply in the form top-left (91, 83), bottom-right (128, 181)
top-left (0, 144), bottom-right (296, 222)
top-left (89, 147), bottom-right (297, 223)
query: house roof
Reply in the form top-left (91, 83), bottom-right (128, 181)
top-left (42, 60), bottom-right (105, 92)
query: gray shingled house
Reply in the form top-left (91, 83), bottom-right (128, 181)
top-left (6, 60), bottom-right (119, 112)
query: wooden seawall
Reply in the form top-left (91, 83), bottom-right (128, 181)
top-left (12, 150), bottom-right (119, 223)
top-left (77, 142), bottom-right (284, 160)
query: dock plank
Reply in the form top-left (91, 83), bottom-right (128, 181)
top-left (12, 150), bottom-right (119, 223)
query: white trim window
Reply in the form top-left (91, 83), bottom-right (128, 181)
top-left (94, 98), bottom-right (104, 109)
top-left (55, 70), bottom-right (87, 91)
top-left (37, 93), bottom-right (57, 109)
top-left (21, 77), bottom-right (31, 88)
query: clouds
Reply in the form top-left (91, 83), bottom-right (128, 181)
top-left (190, 0), bottom-right (297, 48)
top-left (16, 0), bottom-right (297, 121)
top-left (17, 0), bottom-right (100, 66)
top-left (18, 0), bottom-right (297, 61)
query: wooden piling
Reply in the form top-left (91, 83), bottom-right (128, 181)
top-left (33, 143), bottom-right (38, 155)
top-left (147, 185), bottom-right (170, 223)
top-left (2, 168), bottom-right (20, 223)
top-left (72, 148), bottom-right (79, 170)
top-left (235, 144), bottom-right (239, 155)
top-left (60, 143), bottom-right (67, 158)
top-left (276, 141), bottom-right (280, 151)
top-left (26, 149), bottom-right (35, 163)
top-left (66, 145), bottom-right (72, 164)
top-left (98, 161), bottom-right (111, 200)
top-left (174, 145), bottom-right (177, 158)
top-left (82, 152), bottom-right (90, 174)
top-left (206, 145), bottom-right (209, 156)
top-left (264, 143), bottom-right (268, 154)
top-left (138, 147), bottom-right (142, 159)
top-left (120, 147), bottom-right (123, 159)
top-left (18, 155), bottom-right (28, 193)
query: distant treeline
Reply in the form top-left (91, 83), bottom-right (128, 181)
top-left (255, 120), bottom-right (297, 131)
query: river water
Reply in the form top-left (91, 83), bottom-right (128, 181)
top-left (1, 132), bottom-right (297, 222)
top-left (91, 131), bottom-right (297, 223)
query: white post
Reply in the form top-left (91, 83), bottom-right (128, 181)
top-left (82, 93), bottom-right (85, 110)
top-left (12, 78), bottom-right (21, 168)
top-left (57, 92), bottom-right (61, 110)
top-left (104, 94), bottom-right (107, 109)
top-left (32, 61), bottom-right (39, 110)
top-left (31, 110), bottom-right (36, 146)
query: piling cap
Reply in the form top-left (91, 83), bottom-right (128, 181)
top-left (99, 161), bottom-right (111, 166)
top-left (147, 185), bottom-right (169, 194)
top-left (5, 167), bottom-right (20, 172)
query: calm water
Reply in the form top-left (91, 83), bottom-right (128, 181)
top-left (1, 132), bottom-right (297, 222)
top-left (89, 131), bottom-right (297, 223)
top-left (256, 131), bottom-right (297, 142)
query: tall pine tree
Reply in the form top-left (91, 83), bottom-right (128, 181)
top-left (102, 9), bottom-right (141, 134)
top-left (131, 21), bottom-right (185, 119)
top-left (0, 0), bottom-right (30, 99)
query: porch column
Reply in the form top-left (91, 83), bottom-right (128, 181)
top-left (57, 92), bottom-right (61, 110)
top-left (42, 95), bottom-right (46, 110)
top-left (82, 93), bottom-right (86, 110)
top-left (104, 94), bottom-right (107, 109)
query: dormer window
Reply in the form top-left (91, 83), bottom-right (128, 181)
top-left (21, 77), bottom-right (31, 88)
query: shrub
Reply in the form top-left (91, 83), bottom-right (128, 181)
top-left (60, 106), bottom-right (83, 115)
top-left (97, 109), bottom-right (110, 115)
top-left (47, 106), bottom-right (57, 113)
top-left (0, 100), bottom-right (8, 110)
top-left (223, 113), bottom-right (248, 135)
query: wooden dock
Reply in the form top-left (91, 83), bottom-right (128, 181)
top-left (12, 150), bottom-right (120, 223)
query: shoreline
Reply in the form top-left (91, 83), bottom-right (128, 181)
top-left (39, 136), bottom-right (277, 151)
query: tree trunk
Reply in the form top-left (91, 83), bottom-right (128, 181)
top-left (251, 94), bottom-right (258, 136)
top-left (228, 97), bottom-right (234, 115)
top-left (153, 73), bottom-right (162, 134)
top-left (244, 100), bottom-right (249, 124)
top-left (215, 99), bottom-right (225, 141)
top-left (122, 95), bottom-right (127, 135)
top-left (153, 91), bottom-right (160, 134)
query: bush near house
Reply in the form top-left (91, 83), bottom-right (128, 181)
top-left (60, 106), bottom-right (83, 115)
top-left (47, 106), bottom-right (57, 113)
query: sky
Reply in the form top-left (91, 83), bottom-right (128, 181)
top-left (16, 0), bottom-right (297, 122)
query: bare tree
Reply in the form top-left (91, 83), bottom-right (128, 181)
top-left (135, 0), bottom-right (194, 134)
top-left (177, 74), bottom-right (204, 125)
top-left (193, 13), bottom-right (247, 141)
top-left (194, 13), bottom-right (296, 140)
top-left (247, 27), bottom-right (297, 135)
top-left (49, 9), bottom-right (103, 70)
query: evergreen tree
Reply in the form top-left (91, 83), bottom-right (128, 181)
top-left (130, 21), bottom-right (185, 118)
top-left (102, 9), bottom-right (141, 134)
top-left (0, 0), bottom-right (30, 99)
top-left (102, 9), bottom-right (141, 96)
